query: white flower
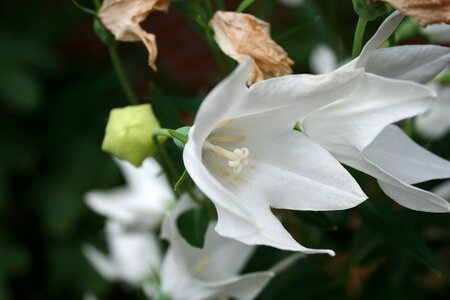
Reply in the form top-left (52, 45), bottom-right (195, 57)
top-left (309, 44), bottom-right (338, 74)
top-left (144, 196), bottom-right (302, 300)
top-left (85, 157), bottom-right (174, 230)
top-left (278, 0), bottom-right (304, 7)
top-left (422, 24), bottom-right (450, 44)
top-left (415, 83), bottom-right (450, 139)
top-left (183, 55), bottom-right (390, 254)
top-left (431, 180), bottom-right (450, 200)
top-left (302, 11), bottom-right (450, 213)
top-left (83, 221), bottom-right (161, 285)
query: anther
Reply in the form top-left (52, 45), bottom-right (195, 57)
top-left (204, 141), bottom-right (249, 174)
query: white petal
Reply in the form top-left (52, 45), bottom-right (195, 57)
top-left (85, 188), bottom-right (138, 223)
top-left (310, 44), bottom-right (338, 74)
top-left (160, 250), bottom-right (273, 300)
top-left (161, 197), bottom-right (259, 278)
top-left (422, 24), bottom-right (450, 43)
top-left (115, 157), bottom-right (174, 203)
top-left (363, 125), bottom-right (450, 185)
top-left (415, 85), bottom-right (450, 139)
top-left (82, 244), bottom-right (118, 281)
top-left (279, 0), bottom-right (304, 7)
top-left (378, 180), bottom-right (450, 213)
top-left (190, 58), bottom-right (253, 145)
top-left (212, 190), bottom-right (334, 255)
top-left (106, 222), bottom-right (162, 284)
top-left (159, 198), bottom-right (277, 300)
top-left (159, 250), bottom-right (201, 300)
top-left (355, 11), bottom-right (404, 69)
top-left (193, 224), bottom-right (255, 281)
top-left (361, 45), bottom-right (450, 83)
top-left (214, 122), bottom-right (367, 210)
top-left (85, 189), bottom-right (169, 229)
top-left (183, 134), bottom-right (262, 231)
top-left (303, 72), bottom-right (435, 152)
top-left (85, 158), bottom-right (174, 229)
top-left (196, 272), bottom-right (274, 300)
top-left (431, 180), bottom-right (450, 199)
top-left (332, 144), bottom-right (450, 213)
top-left (241, 69), bottom-right (364, 125)
top-left (187, 129), bottom-right (337, 254)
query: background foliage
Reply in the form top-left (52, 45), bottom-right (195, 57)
top-left (0, 0), bottom-right (448, 299)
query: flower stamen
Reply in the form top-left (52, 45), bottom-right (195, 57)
top-left (204, 141), bottom-right (249, 174)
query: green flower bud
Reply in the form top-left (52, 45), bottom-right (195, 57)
top-left (102, 104), bottom-right (162, 167)
top-left (352, 0), bottom-right (388, 21)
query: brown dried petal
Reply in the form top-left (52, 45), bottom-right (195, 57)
top-left (99, 0), bottom-right (170, 70)
top-left (210, 11), bottom-right (294, 84)
top-left (384, 0), bottom-right (450, 26)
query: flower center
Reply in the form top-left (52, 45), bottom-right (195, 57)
top-left (204, 139), bottom-right (249, 174)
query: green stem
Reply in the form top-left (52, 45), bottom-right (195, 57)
top-left (92, 0), bottom-right (100, 10)
top-left (91, 0), bottom-right (138, 105)
top-left (108, 44), bottom-right (139, 105)
top-left (152, 129), bottom-right (180, 193)
top-left (203, 0), bottom-right (213, 19)
top-left (352, 17), bottom-right (367, 58)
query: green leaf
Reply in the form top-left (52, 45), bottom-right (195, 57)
top-left (237, 0), bottom-right (255, 13)
top-left (396, 17), bottom-right (421, 43)
top-left (170, 126), bottom-right (190, 149)
top-left (174, 169), bottom-right (189, 192)
top-left (295, 211), bottom-right (337, 231)
top-left (72, 1), bottom-right (98, 17)
top-left (359, 202), bottom-right (440, 273)
top-left (352, 0), bottom-right (387, 21)
top-left (177, 206), bottom-right (209, 248)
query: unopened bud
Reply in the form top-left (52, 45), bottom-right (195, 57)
top-left (102, 104), bottom-right (162, 167)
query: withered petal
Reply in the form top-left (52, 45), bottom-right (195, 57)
top-left (99, 0), bottom-right (170, 70)
top-left (384, 0), bottom-right (450, 26)
top-left (210, 11), bottom-right (294, 84)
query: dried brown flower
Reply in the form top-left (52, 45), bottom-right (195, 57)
top-left (383, 0), bottom-right (450, 26)
top-left (99, 0), bottom-right (170, 70)
top-left (210, 11), bottom-right (294, 84)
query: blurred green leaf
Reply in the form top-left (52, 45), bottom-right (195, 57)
top-left (0, 68), bottom-right (41, 113)
top-left (395, 17), bottom-right (421, 43)
top-left (359, 201), bottom-right (440, 273)
top-left (237, 0), bottom-right (256, 13)
top-left (295, 211), bottom-right (337, 231)
top-left (149, 84), bottom-right (184, 129)
top-left (177, 206), bottom-right (209, 248)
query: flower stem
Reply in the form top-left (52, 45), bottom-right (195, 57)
top-left (108, 44), bottom-right (139, 105)
top-left (91, 0), bottom-right (138, 105)
top-left (152, 129), bottom-right (181, 194)
top-left (352, 17), bottom-right (367, 58)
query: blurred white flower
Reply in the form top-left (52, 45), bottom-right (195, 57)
top-left (83, 293), bottom-right (98, 300)
top-left (304, 11), bottom-right (450, 213)
top-left (85, 157), bottom-right (174, 230)
top-left (422, 23), bottom-right (450, 43)
top-left (183, 58), bottom-right (371, 255)
top-left (279, 0), bottom-right (304, 7)
top-left (83, 221), bottom-right (161, 285)
top-left (144, 197), bottom-right (302, 300)
top-left (415, 83), bottom-right (450, 139)
top-left (310, 44), bottom-right (338, 74)
top-left (431, 180), bottom-right (450, 200)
